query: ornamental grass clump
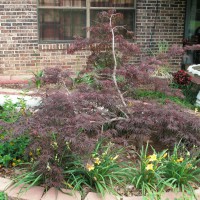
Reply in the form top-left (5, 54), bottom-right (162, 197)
top-left (64, 141), bottom-right (129, 197)
top-left (162, 144), bottom-right (200, 192)
top-left (130, 143), bottom-right (200, 198)
top-left (131, 144), bottom-right (168, 196)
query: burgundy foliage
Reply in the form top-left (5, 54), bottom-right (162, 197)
top-left (1, 11), bottom-right (200, 188)
top-left (173, 70), bottom-right (192, 86)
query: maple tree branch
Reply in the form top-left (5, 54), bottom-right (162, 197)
top-left (110, 14), bottom-right (127, 108)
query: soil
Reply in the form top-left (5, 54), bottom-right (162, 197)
top-left (0, 166), bottom-right (17, 179)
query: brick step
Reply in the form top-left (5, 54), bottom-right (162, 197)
top-left (0, 177), bottom-right (200, 200)
top-left (0, 75), bottom-right (33, 85)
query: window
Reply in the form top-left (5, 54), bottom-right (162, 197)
top-left (184, 0), bottom-right (200, 65)
top-left (38, 0), bottom-right (136, 42)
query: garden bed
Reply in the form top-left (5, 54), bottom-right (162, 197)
top-left (1, 10), bottom-right (200, 200)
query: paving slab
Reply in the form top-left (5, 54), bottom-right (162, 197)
top-left (123, 196), bottom-right (143, 200)
top-left (6, 184), bottom-right (44, 200)
top-left (41, 187), bottom-right (81, 200)
top-left (0, 177), bottom-right (13, 192)
top-left (84, 192), bottom-right (119, 200)
top-left (195, 188), bottom-right (200, 199)
top-left (161, 192), bottom-right (189, 200)
top-left (0, 94), bottom-right (42, 108)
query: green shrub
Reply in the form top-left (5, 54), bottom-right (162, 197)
top-left (0, 96), bottom-right (27, 123)
top-left (181, 83), bottom-right (200, 105)
top-left (0, 97), bottom-right (30, 167)
top-left (0, 134), bottom-right (30, 167)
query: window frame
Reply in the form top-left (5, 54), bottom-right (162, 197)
top-left (37, 0), bottom-right (136, 43)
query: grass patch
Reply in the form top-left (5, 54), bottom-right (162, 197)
top-left (0, 192), bottom-right (7, 200)
top-left (135, 89), bottom-right (196, 110)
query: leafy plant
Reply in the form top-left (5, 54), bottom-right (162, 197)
top-left (181, 83), bottom-right (200, 105)
top-left (0, 97), bottom-right (29, 167)
top-left (158, 40), bottom-right (169, 54)
top-left (162, 144), bottom-right (200, 193)
top-left (173, 70), bottom-right (192, 86)
top-left (130, 143), bottom-right (200, 198)
top-left (12, 162), bottom-right (43, 192)
top-left (131, 144), bottom-right (168, 197)
top-left (0, 134), bottom-right (30, 167)
top-left (32, 70), bottom-right (44, 89)
top-left (0, 192), bottom-right (7, 200)
top-left (74, 72), bottom-right (95, 86)
top-left (0, 97), bottom-right (27, 123)
top-left (64, 141), bottom-right (129, 197)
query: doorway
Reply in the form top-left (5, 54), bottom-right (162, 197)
top-left (183, 0), bottom-right (200, 65)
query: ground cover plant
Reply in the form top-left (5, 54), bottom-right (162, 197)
top-left (0, 98), bottom-right (30, 168)
top-left (0, 192), bottom-right (7, 200)
top-left (0, 10), bottom-right (200, 198)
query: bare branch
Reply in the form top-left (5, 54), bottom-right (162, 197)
top-left (110, 14), bottom-right (128, 109)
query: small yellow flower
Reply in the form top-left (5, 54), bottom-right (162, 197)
top-left (112, 155), bottom-right (119, 161)
top-left (186, 163), bottom-right (192, 168)
top-left (177, 157), bottom-right (184, 163)
top-left (12, 162), bottom-right (16, 167)
top-left (128, 101), bottom-right (134, 107)
top-left (0, 135), bottom-right (4, 139)
top-left (66, 183), bottom-right (73, 189)
top-left (13, 158), bottom-right (16, 161)
top-left (186, 151), bottom-right (190, 156)
top-left (94, 157), bottom-right (101, 165)
top-left (86, 163), bottom-right (95, 171)
top-left (102, 152), bottom-right (107, 156)
top-left (17, 159), bottom-right (21, 162)
top-left (29, 152), bottom-right (33, 156)
top-left (148, 154), bottom-right (157, 162)
top-left (162, 153), bottom-right (168, 158)
top-left (46, 162), bottom-right (51, 171)
top-left (145, 163), bottom-right (154, 171)
top-left (51, 142), bottom-right (58, 149)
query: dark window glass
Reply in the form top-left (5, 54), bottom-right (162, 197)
top-left (39, 9), bottom-right (86, 40)
top-left (38, 0), bottom-right (135, 42)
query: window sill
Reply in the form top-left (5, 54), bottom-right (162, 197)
top-left (38, 43), bottom-right (71, 50)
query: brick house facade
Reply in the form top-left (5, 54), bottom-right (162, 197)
top-left (0, 0), bottom-right (186, 80)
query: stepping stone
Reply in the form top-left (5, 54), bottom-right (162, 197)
top-left (123, 196), bottom-right (143, 200)
top-left (6, 184), bottom-right (44, 200)
top-left (0, 94), bottom-right (42, 109)
top-left (195, 188), bottom-right (200, 199)
top-left (41, 187), bottom-right (81, 200)
top-left (0, 177), bottom-right (13, 192)
top-left (161, 192), bottom-right (189, 200)
top-left (84, 192), bottom-right (118, 200)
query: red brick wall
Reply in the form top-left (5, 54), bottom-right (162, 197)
top-left (136, 0), bottom-right (186, 69)
top-left (0, 0), bottom-right (186, 78)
